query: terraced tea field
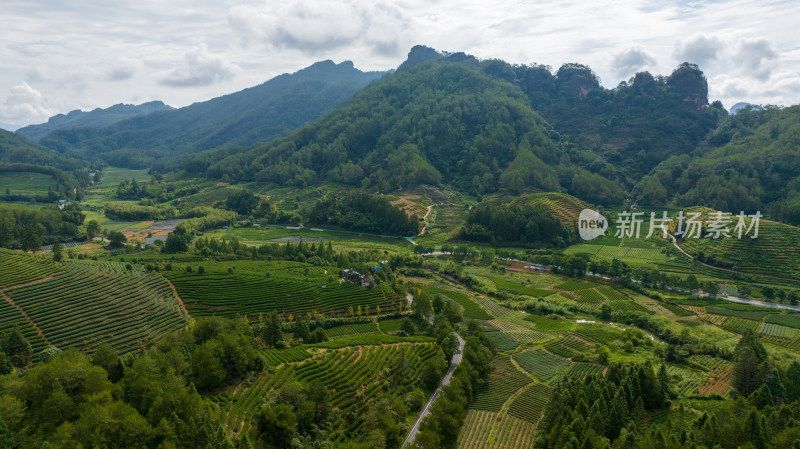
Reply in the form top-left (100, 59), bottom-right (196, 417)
top-left (216, 342), bottom-right (436, 436)
top-left (167, 271), bottom-right (399, 319)
top-left (4, 261), bottom-right (188, 353)
top-left (512, 349), bottom-right (570, 381)
top-left (0, 249), bottom-right (60, 289)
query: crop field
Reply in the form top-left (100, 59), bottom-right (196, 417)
top-left (426, 286), bottom-right (492, 320)
top-left (456, 410), bottom-right (497, 449)
top-left (260, 347), bottom-right (313, 366)
top-left (576, 288), bottom-right (606, 303)
top-left (597, 285), bottom-right (628, 301)
top-left (698, 367), bottom-right (733, 396)
top-left (661, 302), bottom-right (695, 317)
top-left (323, 322), bottom-right (380, 338)
top-left (678, 217), bottom-right (800, 280)
top-left (489, 275), bottom-right (556, 298)
top-left (765, 314), bottom-right (800, 329)
top-left (167, 271), bottom-right (399, 319)
top-left (5, 261), bottom-right (188, 354)
top-left (720, 317), bottom-right (760, 334)
top-left (688, 355), bottom-right (732, 372)
top-left (523, 314), bottom-right (576, 332)
top-left (564, 362), bottom-right (604, 381)
top-left (0, 249), bottom-right (61, 289)
top-left (490, 414), bottom-right (538, 449)
top-left (705, 306), bottom-right (772, 321)
top-left (0, 294), bottom-right (48, 353)
top-left (512, 349), bottom-right (570, 381)
top-left (377, 318), bottom-right (404, 334)
top-left (758, 322), bottom-right (800, 339)
top-left (606, 300), bottom-right (652, 314)
top-left (544, 334), bottom-right (594, 358)
top-left (554, 280), bottom-right (596, 291)
top-left (507, 382), bottom-right (553, 423)
top-left (471, 356), bottom-right (533, 412)
top-left (475, 296), bottom-right (513, 318)
top-left (0, 171), bottom-right (58, 195)
top-left (573, 324), bottom-right (624, 345)
top-left (217, 342), bottom-right (436, 435)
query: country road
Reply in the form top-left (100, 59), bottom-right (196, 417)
top-left (402, 332), bottom-right (465, 447)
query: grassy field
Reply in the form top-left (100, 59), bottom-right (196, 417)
top-left (0, 171), bottom-right (58, 195)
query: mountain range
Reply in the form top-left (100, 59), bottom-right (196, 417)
top-left (17, 101), bottom-right (174, 142)
top-left (9, 45), bottom-right (800, 225)
top-left (31, 60), bottom-right (385, 168)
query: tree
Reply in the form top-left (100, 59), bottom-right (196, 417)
top-left (51, 241), bottom-right (63, 262)
top-left (191, 340), bottom-right (226, 391)
top-left (1, 327), bottom-right (32, 368)
top-left (733, 330), bottom-right (769, 396)
top-left (108, 231), bottom-right (127, 248)
top-left (256, 403), bottom-right (297, 448)
top-left (86, 219), bottom-right (101, 239)
top-left (92, 343), bottom-right (124, 382)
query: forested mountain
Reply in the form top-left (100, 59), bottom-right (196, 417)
top-left (17, 101), bottom-right (173, 142)
top-left (37, 61), bottom-right (385, 168)
top-left (0, 129), bottom-right (84, 171)
top-left (191, 55), bottom-right (627, 205)
top-left (635, 105), bottom-right (800, 225)
top-left (470, 56), bottom-right (726, 184)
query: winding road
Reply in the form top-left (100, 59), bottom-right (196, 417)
top-left (402, 332), bottom-right (465, 447)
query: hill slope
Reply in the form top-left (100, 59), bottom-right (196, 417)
top-left (17, 101), bottom-right (173, 142)
top-left (38, 61), bottom-right (386, 168)
top-left (193, 58), bottom-right (626, 205)
top-left (635, 105), bottom-right (800, 225)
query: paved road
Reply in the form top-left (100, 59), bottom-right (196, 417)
top-left (403, 333), bottom-right (465, 447)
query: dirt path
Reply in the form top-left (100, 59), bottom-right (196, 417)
top-left (418, 205), bottom-right (434, 236)
top-left (164, 277), bottom-right (191, 320)
top-left (2, 272), bottom-right (60, 290)
top-left (0, 290), bottom-right (53, 346)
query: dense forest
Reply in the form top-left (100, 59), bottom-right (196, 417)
top-left (635, 105), bottom-right (800, 225)
top-left (189, 58), bottom-right (626, 204)
top-left (535, 332), bottom-right (800, 449)
top-left (306, 190), bottom-right (420, 236)
top-left (0, 203), bottom-right (84, 250)
top-left (460, 201), bottom-right (568, 247)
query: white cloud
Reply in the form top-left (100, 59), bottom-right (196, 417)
top-left (161, 44), bottom-right (240, 87)
top-left (0, 82), bottom-right (56, 128)
top-left (105, 59), bottom-right (144, 82)
top-left (612, 46), bottom-right (656, 76)
top-left (674, 34), bottom-right (725, 66)
top-left (228, 0), bottom-right (410, 56)
top-left (734, 38), bottom-right (778, 81)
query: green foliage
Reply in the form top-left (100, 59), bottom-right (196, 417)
top-left (637, 105), bottom-right (800, 225)
top-left (0, 203), bottom-right (84, 249)
top-left (461, 201), bottom-right (567, 247)
top-left (307, 190), bottom-right (419, 235)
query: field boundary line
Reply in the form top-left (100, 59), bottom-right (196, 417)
top-left (0, 289), bottom-right (53, 346)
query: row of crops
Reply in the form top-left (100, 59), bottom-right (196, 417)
top-left (216, 342), bottom-right (436, 436)
top-left (6, 261), bottom-right (188, 354)
top-left (167, 272), bottom-right (400, 319)
top-left (0, 249), bottom-right (60, 289)
top-left (471, 356), bottom-right (533, 411)
top-left (425, 286), bottom-right (493, 320)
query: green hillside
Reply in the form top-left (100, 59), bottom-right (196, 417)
top-left (196, 59), bottom-right (625, 204)
top-left (636, 105), bottom-right (800, 225)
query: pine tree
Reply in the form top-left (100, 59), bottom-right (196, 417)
top-left (52, 241), bottom-right (63, 262)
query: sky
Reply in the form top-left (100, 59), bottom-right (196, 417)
top-left (1, 0), bottom-right (799, 130)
